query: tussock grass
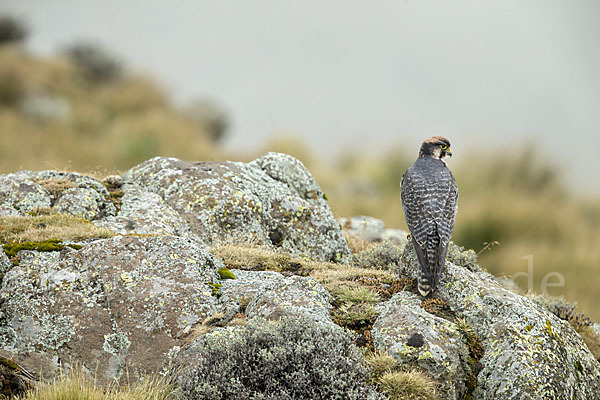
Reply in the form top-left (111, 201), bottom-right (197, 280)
top-left (330, 286), bottom-right (381, 304)
top-left (0, 214), bottom-right (114, 243)
top-left (16, 366), bottom-right (178, 400)
top-left (211, 243), bottom-right (317, 275)
top-left (365, 351), bottom-right (398, 376)
top-left (343, 231), bottom-right (372, 254)
top-left (378, 370), bottom-right (440, 400)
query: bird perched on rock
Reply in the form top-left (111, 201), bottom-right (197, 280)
top-left (401, 136), bottom-right (458, 296)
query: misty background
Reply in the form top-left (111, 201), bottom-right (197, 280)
top-left (4, 0), bottom-right (600, 192)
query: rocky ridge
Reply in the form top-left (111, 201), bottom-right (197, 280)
top-left (0, 153), bottom-right (598, 399)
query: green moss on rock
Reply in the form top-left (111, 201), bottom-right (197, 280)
top-left (217, 267), bottom-right (235, 280)
top-left (2, 239), bottom-right (82, 263)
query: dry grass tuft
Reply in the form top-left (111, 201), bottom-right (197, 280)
top-left (575, 325), bottom-right (600, 361)
top-left (365, 350), bottom-right (398, 377)
top-left (420, 298), bottom-right (453, 319)
top-left (16, 366), bottom-right (178, 400)
top-left (378, 370), bottom-right (441, 400)
top-left (343, 231), bottom-right (372, 254)
top-left (0, 214), bottom-right (115, 243)
top-left (211, 243), bottom-right (314, 275)
top-left (32, 178), bottom-right (78, 198)
top-left (330, 286), bottom-right (381, 304)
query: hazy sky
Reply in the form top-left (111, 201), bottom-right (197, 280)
top-left (3, 0), bottom-right (600, 191)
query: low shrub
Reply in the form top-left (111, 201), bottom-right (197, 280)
top-left (178, 315), bottom-right (381, 399)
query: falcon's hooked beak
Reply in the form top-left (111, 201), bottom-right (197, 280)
top-left (446, 148), bottom-right (452, 158)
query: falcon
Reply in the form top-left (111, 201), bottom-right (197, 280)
top-left (401, 136), bottom-right (458, 296)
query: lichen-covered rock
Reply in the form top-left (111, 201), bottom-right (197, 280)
top-left (244, 275), bottom-right (334, 326)
top-left (340, 215), bottom-right (409, 248)
top-left (0, 174), bottom-right (50, 214)
top-left (0, 235), bottom-right (222, 383)
top-left (0, 251), bottom-right (10, 276)
top-left (372, 291), bottom-right (470, 399)
top-left (400, 241), bottom-right (600, 399)
top-left (54, 187), bottom-right (113, 220)
top-left (123, 154), bottom-right (349, 261)
top-left (217, 269), bottom-right (335, 326)
top-left (94, 184), bottom-right (193, 237)
top-left (0, 170), bottom-right (116, 219)
top-left (340, 215), bottom-right (386, 242)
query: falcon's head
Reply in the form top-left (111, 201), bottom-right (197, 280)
top-left (419, 136), bottom-right (452, 159)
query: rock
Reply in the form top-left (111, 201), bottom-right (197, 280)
top-left (0, 170), bottom-right (116, 219)
top-left (244, 275), bottom-right (334, 326)
top-left (94, 184), bottom-right (193, 237)
top-left (0, 251), bottom-right (10, 276)
top-left (20, 93), bottom-right (70, 122)
top-left (0, 174), bottom-right (50, 214)
top-left (399, 241), bottom-right (600, 399)
top-left (381, 228), bottom-right (409, 247)
top-left (372, 291), bottom-right (470, 399)
top-left (218, 269), bottom-right (335, 327)
top-left (0, 235), bottom-right (222, 383)
top-left (123, 153), bottom-right (349, 261)
top-left (54, 187), bottom-right (113, 220)
top-left (340, 215), bottom-right (409, 250)
top-left (0, 204), bottom-right (19, 217)
top-left (340, 215), bottom-right (386, 242)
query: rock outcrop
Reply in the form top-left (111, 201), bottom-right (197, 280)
top-left (120, 153), bottom-right (349, 261)
top-left (380, 241), bottom-right (600, 399)
top-left (1, 155), bottom-right (599, 399)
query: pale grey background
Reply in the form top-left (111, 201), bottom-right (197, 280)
top-left (3, 0), bottom-right (599, 191)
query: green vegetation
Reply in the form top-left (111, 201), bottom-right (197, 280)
top-left (178, 315), bottom-right (378, 399)
top-left (216, 266), bottom-right (236, 280)
top-left (3, 239), bottom-right (81, 260)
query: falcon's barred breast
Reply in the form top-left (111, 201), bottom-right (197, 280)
top-left (401, 136), bottom-right (458, 296)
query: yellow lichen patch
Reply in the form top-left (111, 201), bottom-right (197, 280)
top-left (0, 214), bottom-right (115, 243)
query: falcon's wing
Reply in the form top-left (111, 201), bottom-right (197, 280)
top-left (401, 168), bottom-right (435, 278)
top-left (401, 164), bottom-right (458, 295)
top-left (434, 168), bottom-right (458, 275)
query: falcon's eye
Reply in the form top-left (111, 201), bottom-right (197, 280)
top-left (440, 144), bottom-right (448, 150)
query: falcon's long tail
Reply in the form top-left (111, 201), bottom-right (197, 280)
top-left (415, 234), bottom-right (447, 296)
top-left (417, 270), bottom-right (434, 296)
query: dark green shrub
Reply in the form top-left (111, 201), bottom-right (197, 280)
top-left (63, 42), bottom-right (122, 83)
top-left (178, 315), bottom-right (382, 399)
top-left (0, 15), bottom-right (27, 44)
